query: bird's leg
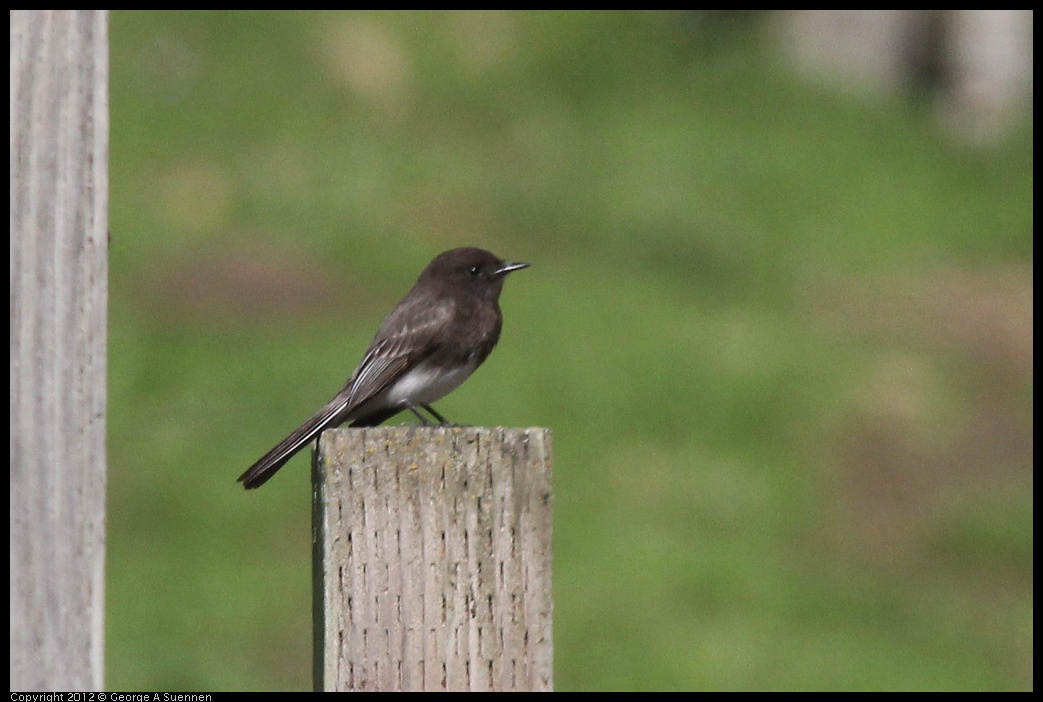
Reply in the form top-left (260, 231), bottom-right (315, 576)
top-left (405, 404), bottom-right (456, 426)
top-left (407, 406), bottom-right (434, 425)
top-left (421, 404), bottom-right (455, 426)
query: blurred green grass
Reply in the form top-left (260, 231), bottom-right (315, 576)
top-left (107, 11), bottom-right (1032, 691)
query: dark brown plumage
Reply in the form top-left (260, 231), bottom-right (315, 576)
top-left (238, 247), bottom-right (528, 489)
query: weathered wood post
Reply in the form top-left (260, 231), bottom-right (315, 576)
top-left (10, 10), bottom-right (109, 692)
top-left (312, 427), bottom-right (553, 692)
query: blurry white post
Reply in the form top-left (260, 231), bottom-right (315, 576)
top-left (10, 10), bottom-right (109, 692)
top-left (942, 10), bottom-right (1033, 144)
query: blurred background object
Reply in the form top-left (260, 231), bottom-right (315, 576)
top-left (779, 10), bottom-right (1033, 145)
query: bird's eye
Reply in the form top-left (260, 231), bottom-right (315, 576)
top-left (469, 266), bottom-right (481, 277)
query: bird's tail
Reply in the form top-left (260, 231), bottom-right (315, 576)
top-left (238, 395), bottom-right (352, 489)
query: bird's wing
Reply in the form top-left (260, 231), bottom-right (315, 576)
top-left (344, 295), bottom-right (454, 409)
top-left (237, 297), bottom-right (454, 489)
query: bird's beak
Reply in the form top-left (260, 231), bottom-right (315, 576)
top-left (496, 261), bottom-right (530, 276)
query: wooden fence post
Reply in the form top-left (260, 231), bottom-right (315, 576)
top-left (312, 427), bottom-right (553, 692)
top-left (10, 10), bottom-right (109, 692)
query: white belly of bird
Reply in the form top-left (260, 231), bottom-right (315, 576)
top-left (383, 357), bottom-right (479, 408)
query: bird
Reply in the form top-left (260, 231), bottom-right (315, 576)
top-left (237, 247), bottom-right (529, 489)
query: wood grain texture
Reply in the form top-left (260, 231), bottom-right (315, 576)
top-left (10, 10), bottom-right (108, 692)
top-left (313, 427), bottom-right (553, 691)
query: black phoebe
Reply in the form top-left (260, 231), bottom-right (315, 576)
top-left (237, 247), bottom-right (529, 489)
